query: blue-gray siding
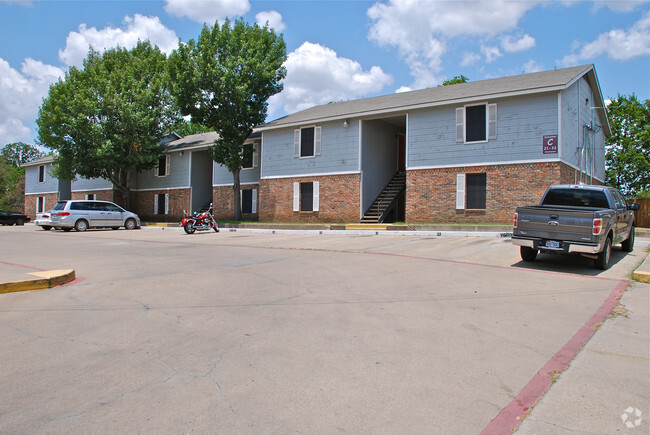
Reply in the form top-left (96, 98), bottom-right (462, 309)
top-left (261, 121), bottom-right (360, 178)
top-left (560, 78), bottom-right (606, 181)
top-left (408, 93), bottom-right (559, 168)
top-left (136, 151), bottom-right (190, 190)
top-left (71, 176), bottom-right (112, 191)
top-left (24, 163), bottom-right (58, 194)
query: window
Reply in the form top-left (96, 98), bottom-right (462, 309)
top-left (37, 196), bottom-right (45, 213)
top-left (154, 194), bottom-right (169, 215)
top-left (155, 155), bottom-right (170, 177)
top-left (86, 194), bottom-right (96, 200)
top-left (293, 181), bottom-right (319, 212)
top-left (242, 143), bottom-right (259, 169)
top-left (38, 165), bottom-right (45, 183)
top-left (466, 173), bottom-right (486, 209)
top-left (456, 104), bottom-right (497, 143)
top-left (241, 189), bottom-right (258, 214)
top-left (456, 173), bottom-right (486, 210)
top-left (294, 126), bottom-right (321, 158)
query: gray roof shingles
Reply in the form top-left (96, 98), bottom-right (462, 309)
top-left (260, 65), bottom-right (604, 130)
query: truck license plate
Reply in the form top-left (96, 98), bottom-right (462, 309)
top-left (545, 240), bottom-right (560, 249)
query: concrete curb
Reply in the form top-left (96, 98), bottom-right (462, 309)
top-left (632, 253), bottom-right (650, 283)
top-left (0, 269), bottom-right (76, 294)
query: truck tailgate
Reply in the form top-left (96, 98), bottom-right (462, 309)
top-left (516, 206), bottom-right (598, 243)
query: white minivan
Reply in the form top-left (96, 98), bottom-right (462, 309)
top-left (44, 200), bottom-right (141, 232)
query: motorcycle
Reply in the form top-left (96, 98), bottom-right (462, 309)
top-left (181, 203), bottom-right (219, 234)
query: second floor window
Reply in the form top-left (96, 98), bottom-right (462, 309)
top-left (456, 103), bottom-right (497, 143)
top-left (294, 126), bottom-right (322, 158)
top-left (156, 155), bottom-right (169, 177)
top-left (38, 165), bottom-right (45, 183)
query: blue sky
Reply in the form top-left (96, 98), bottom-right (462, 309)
top-left (1, 0), bottom-right (648, 148)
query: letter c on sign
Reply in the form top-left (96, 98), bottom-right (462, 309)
top-left (546, 137), bottom-right (555, 146)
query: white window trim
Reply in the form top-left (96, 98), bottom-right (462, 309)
top-left (154, 193), bottom-right (169, 214)
top-left (37, 165), bottom-right (45, 183)
top-left (242, 143), bottom-right (259, 170)
top-left (240, 188), bottom-right (258, 213)
top-left (36, 196), bottom-right (46, 214)
top-left (456, 103), bottom-right (497, 144)
top-left (294, 126), bottom-right (322, 158)
top-left (155, 155), bottom-right (170, 178)
top-left (293, 181), bottom-right (319, 212)
top-left (456, 174), bottom-right (466, 210)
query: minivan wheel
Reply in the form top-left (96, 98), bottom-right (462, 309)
top-left (75, 219), bottom-right (89, 232)
top-left (124, 218), bottom-right (137, 230)
top-left (41, 226), bottom-right (52, 231)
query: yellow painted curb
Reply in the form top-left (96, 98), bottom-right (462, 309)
top-left (0, 269), bottom-right (76, 294)
top-left (345, 224), bottom-right (388, 231)
top-left (633, 254), bottom-right (650, 283)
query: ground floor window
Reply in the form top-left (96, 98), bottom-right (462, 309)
top-left (466, 173), bottom-right (487, 209)
top-left (241, 189), bottom-right (257, 214)
top-left (293, 181), bottom-right (319, 212)
top-left (37, 196), bottom-right (45, 213)
top-left (86, 194), bottom-right (96, 200)
top-left (154, 193), bottom-right (169, 215)
top-left (456, 173), bottom-right (486, 210)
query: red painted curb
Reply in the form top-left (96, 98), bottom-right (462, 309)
top-left (480, 279), bottom-right (628, 434)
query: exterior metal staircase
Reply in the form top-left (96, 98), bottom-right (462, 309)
top-left (360, 171), bottom-right (406, 223)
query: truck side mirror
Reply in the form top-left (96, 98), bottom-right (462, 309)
top-left (628, 203), bottom-right (640, 211)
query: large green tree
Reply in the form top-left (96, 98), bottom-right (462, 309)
top-left (37, 41), bottom-right (179, 208)
top-left (0, 142), bottom-right (44, 211)
top-left (605, 94), bottom-right (650, 196)
top-left (169, 18), bottom-right (287, 220)
top-left (1, 142), bottom-right (44, 167)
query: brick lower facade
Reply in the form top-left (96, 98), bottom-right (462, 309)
top-left (24, 193), bottom-right (59, 220)
top-left (71, 189), bottom-right (116, 202)
top-left (259, 174), bottom-right (360, 223)
top-left (406, 161), bottom-right (577, 224)
top-left (131, 188), bottom-right (191, 222)
top-left (213, 184), bottom-right (261, 221)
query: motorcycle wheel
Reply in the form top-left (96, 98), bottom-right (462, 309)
top-left (213, 221), bottom-right (219, 233)
top-left (183, 222), bottom-right (196, 234)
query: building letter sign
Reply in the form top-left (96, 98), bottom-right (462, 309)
top-left (543, 135), bottom-right (558, 154)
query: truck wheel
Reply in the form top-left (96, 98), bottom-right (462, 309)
top-left (621, 226), bottom-right (635, 252)
top-left (595, 237), bottom-right (612, 270)
top-left (520, 246), bottom-right (538, 262)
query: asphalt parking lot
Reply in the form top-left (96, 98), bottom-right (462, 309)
top-left (1, 225), bottom-right (648, 433)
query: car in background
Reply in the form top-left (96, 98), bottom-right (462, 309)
top-left (34, 211), bottom-right (54, 230)
top-left (0, 209), bottom-right (30, 226)
top-left (45, 200), bottom-right (141, 232)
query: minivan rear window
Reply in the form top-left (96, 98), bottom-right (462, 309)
top-left (52, 201), bottom-right (67, 210)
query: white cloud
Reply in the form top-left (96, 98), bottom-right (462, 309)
top-left (58, 14), bottom-right (179, 68)
top-left (0, 57), bottom-right (64, 144)
top-left (501, 34), bottom-right (536, 52)
top-left (522, 59), bottom-right (544, 73)
top-left (367, 0), bottom-right (540, 88)
top-left (482, 45), bottom-right (503, 63)
top-left (559, 11), bottom-right (650, 65)
top-left (460, 52), bottom-right (481, 67)
top-left (255, 11), bottom-right (286, 33)
top-left (164, 0), bottom-right (250, 24)
top-left (593, 0), bottom-right (646, 12)
top-left (267, 42), bottom-right (392, 117)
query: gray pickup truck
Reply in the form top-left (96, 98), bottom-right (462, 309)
top-left (512, 184), bottom-right (639, 269)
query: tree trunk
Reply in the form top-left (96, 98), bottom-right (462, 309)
top-left (232, 168), bottom-right (242, 221)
